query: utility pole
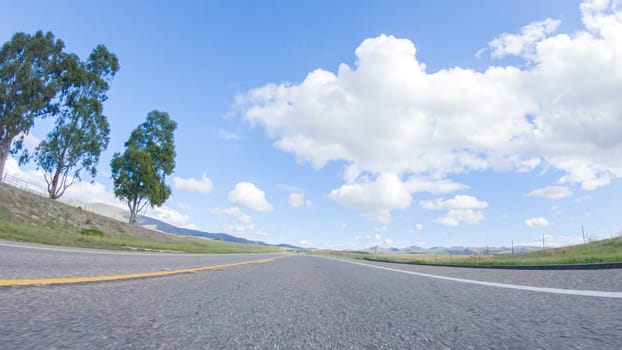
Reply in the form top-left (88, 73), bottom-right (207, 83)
top-left (582, 225), bottom-right (586, 244)
top-left (542, 234), bottom-right (545, 251)
top-left (511, 240), bottom-right (514, 255)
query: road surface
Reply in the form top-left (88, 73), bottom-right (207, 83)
top-left (1, 242), bottom-right (621, 349)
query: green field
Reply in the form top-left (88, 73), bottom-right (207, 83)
top-left (311, 238), bottom-right (622, 266)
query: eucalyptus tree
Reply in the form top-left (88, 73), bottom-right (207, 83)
top-left (111, 111), bottom-right (177, 224)
top-left (0, 31), bottom-right (63, 178)
top-left (34, 45), bottom-right (119, 199)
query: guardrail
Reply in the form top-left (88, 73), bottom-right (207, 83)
top-left (0, 173), bottom-right (45, 196)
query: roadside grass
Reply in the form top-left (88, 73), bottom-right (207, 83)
top-left (0, 218), bottom-right (282, 254)
top-left (0, 186), bottom-right (281, 254)
top-left (311, 238), bottom-right (622, 266)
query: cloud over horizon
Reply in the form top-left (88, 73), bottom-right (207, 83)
top-left (239, 0), bottom-right (622, 221)
top-left (228, 182), bottom-right (274, 212)
top-left (173, 173), bottom-right (213, 195)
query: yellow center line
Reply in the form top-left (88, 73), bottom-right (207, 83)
top-left (0, 256), bottom-right (285, 287)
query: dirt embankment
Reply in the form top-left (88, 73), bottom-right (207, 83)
top-left (0, 182), bottom-right (178, 243)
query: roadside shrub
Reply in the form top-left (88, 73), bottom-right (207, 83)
top-left (81, 228), bottom-right (104, 237)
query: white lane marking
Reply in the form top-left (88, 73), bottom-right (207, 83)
top-left (0, 242), bottom-right (270, 257)
top-left (326, 257), bottom-right (622, 299)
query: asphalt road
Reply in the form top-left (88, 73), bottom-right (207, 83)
top-left (1, 243), bottom-right (622, 349)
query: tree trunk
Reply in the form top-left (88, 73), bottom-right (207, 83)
top-left (0, 138), bottom-right (12, 180)
top-left (48, 172), bottom-right (60, 199)
top-left (47, 148), bottom-right (67, 200)
top-left (128, 198), bottom-right (138, 224)
top-left (129, 209), bottom-right (137, 225)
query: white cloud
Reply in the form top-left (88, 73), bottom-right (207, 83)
top-left (146, 205), bottom-right (197, 229)
top-left (525, 217), bottom-right (550, 227)
top-left (173, 173), bottom-right (213, 195)
top-left (289, 192), bottom-right (312, 208)
top-left (239, 1), bottom-right (622, 218)
top-left (435, 209), bottom-right (486, 226)
top-left (488, 18), bottom-right (561, 59)
top-left (228, 182), bottom-right (273, 212)
top-left (17, 132), bottom-right (41, 148)
top-left (525, 185), bottom-right (572, 199)
top-left (211, 206), bottom-right (252, 223)
top-left (224, 224), bottom-right (267, 240)
top-left (420, 195), bottom-right (488, 226)
top-left (414, 224), bottom-right (424, 231)
top-left (419, 195), bottom-right (488, 210)
top-left (330, 173), bottom-right (465, 223)
top-left (297, 240), bottom-right (312, 247)
top-left (174, 201), bottom-right (192, 211)
top-left (217, 129), bottom-right (241, 140)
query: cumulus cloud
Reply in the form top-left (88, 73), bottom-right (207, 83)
top-left (525, 217), bottom-right (550, 227)
top-left (434, 209), bottom-right (486, 227)
top-left (488, 18), bottom-right (561, 59)
top-left (173, 173), bottom-right (213, 195)
top-left (238, 0), bottom-right (622, 219)
top-left (330, 173), bottom-right (465, 223)
top-left (420, 195), bottom-right (488, 226)
top-left (211, 206), bottom-right (252, 223)
top-left (419, 195), bottom-right (488, 210)
top-left (228, 182), bottom-right (273, 212)
top-left (526, 185), bottom-right (572, 199)
top-left (414, 224), bottom-right (424, 231)
top-left (289, 192), bottom-right (312, 208)
top-left (146, 205), bottom-right (198, 229)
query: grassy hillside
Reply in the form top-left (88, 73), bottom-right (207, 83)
top-left (0, 183), bottom-right (282, 254)
top-left (312, 238), bottom-right (622, 266)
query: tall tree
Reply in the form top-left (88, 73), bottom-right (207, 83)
top-left (111, 111), bottom-right (177, 224)
top-left (0, 31), bottom-right (64, 178)
top-left (34, 45), bottom-right (119, 199)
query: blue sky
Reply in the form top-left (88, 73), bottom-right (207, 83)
top-left (3, 0), bottom-right (622, 249)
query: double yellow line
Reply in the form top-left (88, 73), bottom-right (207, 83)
top-left (0, 256), bottom-right (282, 287)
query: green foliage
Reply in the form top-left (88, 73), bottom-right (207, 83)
top-left (34, 45), bottom-right (119, 199)
top-left (111, 111), bottom-right (177, 224)
top-left (80, 228), bottom-right (104, 237)
top-left (0, 31), bottom-right (64, 177)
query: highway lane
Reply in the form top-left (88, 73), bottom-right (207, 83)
top-left (2, 252), bottom-right (622, 349)
top-left (0, 241), bottom-right (285, 279)
top-left (352, 257), bottom-right (622, 293)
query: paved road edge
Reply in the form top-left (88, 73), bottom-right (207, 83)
top-left (0, 256), bottom-right (286, 287)
top-left (363, 257), bottom-right (622, 270)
